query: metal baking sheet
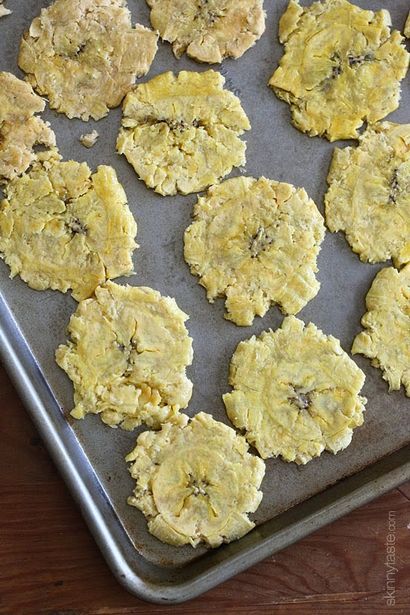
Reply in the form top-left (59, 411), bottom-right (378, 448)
top-left (1, 0), bottom-right (409, 603)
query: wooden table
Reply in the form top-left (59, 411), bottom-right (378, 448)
top-left (1, 364), bottom-right (409, 614)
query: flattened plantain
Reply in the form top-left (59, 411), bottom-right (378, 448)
top-left (116, 70), bottom-right (250, 196)
top-left (147, 0), bottom-right (265, 63)
top-left (19, 0), bottom-right (158, 120)
top-left (269, 0), bottom-right (409, 141)
top-left (352, 265), bottom-right (410, 396)
top-left (126, 412), bottom-right (265, 547)
top-left (325, 122), bottom-right (410, 266)
top-left (223, 316), bottom-right (366, 464)
top-left (56, 282), bottom-right (193, 430)
top-left (0, 71), bottom-right (55, 182)
top-left (0, 151), bottom-right (137, 299)
top-left (184, 176), bottom-right (325, 326)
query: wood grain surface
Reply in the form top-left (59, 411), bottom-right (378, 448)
top-left (0, 364), bottom-right (409, 615)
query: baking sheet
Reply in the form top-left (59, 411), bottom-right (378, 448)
top-left (0, 0), bottom-right (409, 595)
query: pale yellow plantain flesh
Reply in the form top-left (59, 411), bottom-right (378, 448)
top-left (269, 0), bottom-right (409, 141)
top-left (0, 1), bottom-right (11, 18)
top-left (116, 70), bottom-right (250, 196)
top-left (0, 150), bottom-right (137, 300)
top-left (223, 316), bottom-right (367, 464)
top-left (352, 265), bottom-right (410, 397)
top-left (126, 412), bottom-right (265, 547)
top-left (325, 122), bottom-right (410, 266)
top-left (405, 12), bottom-right (410, 38)
top-left (79, 130), bottom-right (99, 149)
top-left (147, 0), bottom-right (265, 63)
top-left (19, 0), bottom-right (158, 120)
top-left (56, 282), bottom-right (194, 430)
top-left (0, 71), bottom-right (56, 182)
top-left (184, 176), bottom-right (325, 326)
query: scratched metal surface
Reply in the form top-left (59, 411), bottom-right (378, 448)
top-left (0, 0), bottom-right (409, 578)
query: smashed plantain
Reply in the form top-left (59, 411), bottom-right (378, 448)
top-left (56, 282), bottom-right (193, 430)
top-left (269, 0), bottom-right (409, 141)
top-left (223, 316), bottom-right (367, 464)
top-left (146, 0), bottom-right (265, 63)
top-left (116, 70), bottom-right (250, 196)
top-left (19, 0), bottom-right (158, 120)
top-left (325, 122), bottom-right (410, 266)
top-left (0, 150), bottom-right (137, 300)
top-left (126, 412), bottom-right (265, 547)
top-left (352, 265), bottom-right (410, 397)
top-left (184, 176), bottom-right (325, 326)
